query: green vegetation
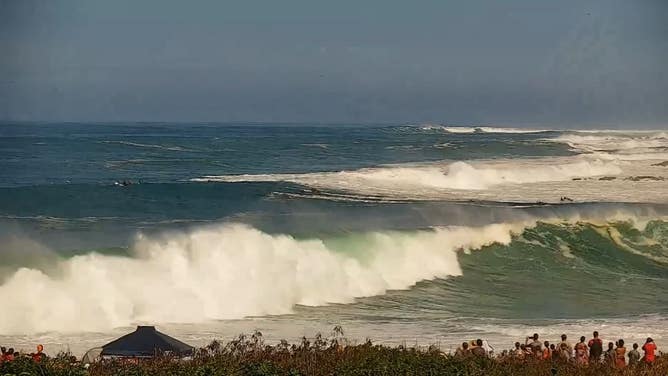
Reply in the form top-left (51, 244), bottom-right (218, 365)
top-left (2, 330), bottom-right (666, 375)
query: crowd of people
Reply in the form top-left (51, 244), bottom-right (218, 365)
top-left (455, 331), bottom-right (660, 368)
top-left (0, 345), bottom-right (46, 363)
top-left (1, 333), bottom-right (662, 370)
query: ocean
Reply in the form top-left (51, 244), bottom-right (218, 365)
top-left (0, 122), bottom-right (666, 356)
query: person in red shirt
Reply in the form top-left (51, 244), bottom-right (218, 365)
top-left (642, 337), bottom-right (657, 363)
top-left (3, 348), bottom-right (15, 362)
top-left (31, 344), bottom-right (45, 362)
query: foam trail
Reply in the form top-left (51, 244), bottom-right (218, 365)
top-left (101, 140), bottom-right (190, 152)
top-left (0, 223), bottom-right (521, 335)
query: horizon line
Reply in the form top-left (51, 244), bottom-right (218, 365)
top-left (1, 120), bottom-right (667, 131)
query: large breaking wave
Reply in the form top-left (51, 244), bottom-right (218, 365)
top-left (0, 222), bottom-right (520, 334)
top-left (1, 214), bottom-right (666, 335)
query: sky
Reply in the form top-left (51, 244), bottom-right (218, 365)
top-left (0, 0), bottom-right (667, 127)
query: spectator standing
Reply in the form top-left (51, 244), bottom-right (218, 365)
top-left (587, 331), bottom-right (603, 363)
top-left (642, 338), bottom-right (657, 364)
top-left (628, 343), bottom-right (641, 366)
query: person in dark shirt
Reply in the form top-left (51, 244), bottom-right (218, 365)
top-left (604, 342), bottom-right (615, 366)
top-left (587, 331), bottom-right (603, 363)
top-left (628, 343), bottom-right (640, 366)
top-left (512, 342), bottom-right (524, 358)
top-left (471, 339), bottom-right (487, 357)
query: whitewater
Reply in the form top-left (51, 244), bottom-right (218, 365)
top-left (0, 123), bottom-right (666, 356)
top-left (195, 129), bottom-right (668, 203)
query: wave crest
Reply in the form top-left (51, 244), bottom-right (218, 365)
top-left (194, 158), bottom-right (621, 191)
top-left (417, 125), bottom-right (548, 134)
top-left (0, 223), bottom-right (519, 334)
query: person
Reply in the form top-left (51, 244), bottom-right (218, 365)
top-left (558, 343), bottom-right (570, 361)
top-left (482, 339), bottom-right (494, 357)
top-left (455, 342), bottom-right (469, 357)
top-left (526, 333), bottom-right (542, 357)
top-left (513, 342), bottom-right (524, 359)
top-left (549, 344), bottom-right (557, 360)
top-left (558, 334), bottom-right (572, 359)
top-left (574, 336), bottom-right (588, 365)
top-left (604, 342), bottom-right (615, 366)
top-left (4, 348), bottom-right (15, 362)
top-left (628, 343), bottom-right (641, 366)
top-left (542, 341), bottom-right (551, 360)
top-left (587, 331), bottom-right (603, 363)
top-left (31, 344), bottom-right (45, 362)
top-left (642, 337), bottom-right (657, 364)
top-left (521, 344), bottom-right (532, 358)
top-left (615, 339), bottom-right (626, 368)
top-left (471, 339), bottom-right (486, 357)
top-left (0, 347), bottom-right (5, 363)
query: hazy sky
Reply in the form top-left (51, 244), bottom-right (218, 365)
top-left (1, 0), bottom-right (666, 126)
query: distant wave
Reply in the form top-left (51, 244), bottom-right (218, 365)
top-left (101, 140), bottom-right (191, 152)
top-left (417, 125), bottom-right (549, 134)
top-left (194, 157), bottom-right (622, 190)
top-left (546, 131), bottom-right (668, 161)
top-left (194, 152), bottom-right (668, 203)
top-left (300, 143), bottom-right (329, 149)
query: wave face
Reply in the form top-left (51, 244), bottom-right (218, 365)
top-left (1, 216), bottom-right (667, 335)
top-left (0, 222), bottom-right (519, 334)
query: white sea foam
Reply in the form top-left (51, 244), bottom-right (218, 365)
top-left (546, 131), bottom-right (668, 161)
top-left (1, 215), bottom-right (663, 336)
top-left (196, 157), bottom-right (667, 202)
top-left (195, 158), bottom-right (621, 191)
top-left (0, 222), bottom-right (522, 334)
top-left (195, 128), bottom-right (668, 203)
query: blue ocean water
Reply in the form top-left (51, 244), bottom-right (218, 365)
top-left (0, 122), bottom-right (666, 354)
